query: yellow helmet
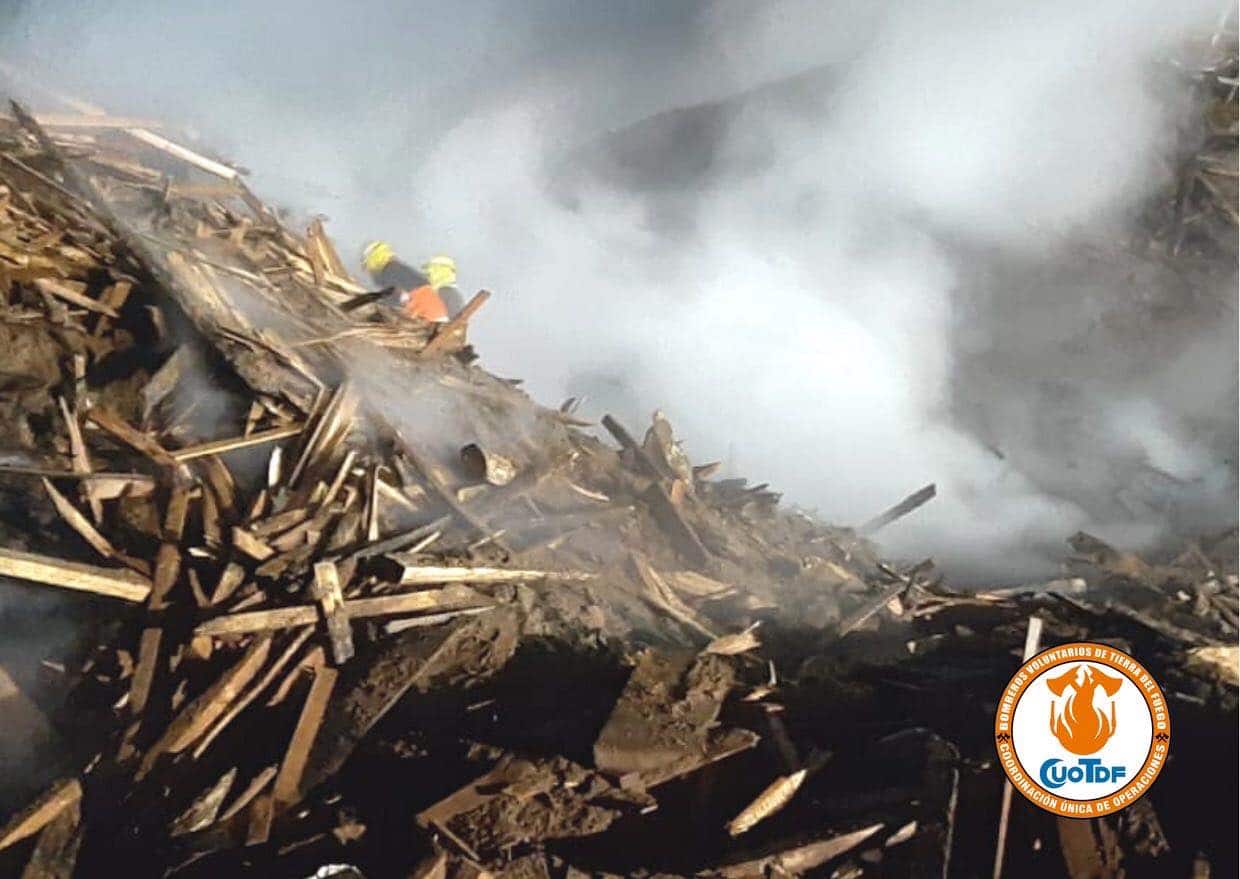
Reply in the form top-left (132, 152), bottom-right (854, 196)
top-left (361, 240), bottom-right (395, 274)
top-left (423, 254), bottom-right (457, 289)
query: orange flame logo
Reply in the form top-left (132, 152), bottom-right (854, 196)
top-left (1045, 664), bottom-right (1123, 755)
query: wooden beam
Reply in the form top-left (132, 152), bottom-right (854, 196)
top-left (306, 218), bottom-right (350, 279)
top-left (33, 278), bottom-right (119, 317)
top-left (170, 424), bottom-right (303, 462)
top-left (272, 665), bottom-right (337, 811)
top-left (387, 562), bottom-right (595, 586)
top-left (992, 616), bottom-right (1044, 879)
top-left (127, 627), bottom-right (163, 716)
top-left (194, 586), bottom-right (489, 636)
top-left (232, 527), bottom-right (275, 561)
top-left (602, 415), bottom-right (711, 566)
top-left (18, 796), bottom-right (81, 879)
top-left (148, 542), bottom-right (182, 610)
top-left (422, 290), bottom-right (491, 356)
top-left (85, 408), bottom-right (176, 467)
top-left (0, 547), bottom-right (150, 602)
top-left (859, 483), bottom-right (937, 535)
top-left (192, 628), bottom-right (315, 759)
top-left (56, 397), bottom-right (102, 523)
top-left (0, 467), bottom-right (155, 499)
top-left (338, 514), bottom-right (452, 564)
top-left (714, 823), bottom-right (884, 879)
top-left (245, 793), bottom-right (274, 847)
top-left (137, 636), bottom-right (272, 779)
top-left (311, 561), bottom-right (353, 665)
top-left (41, 478), bottom-right (116, 563)
top-left (1, 113), bottom-right (161, 129)
top-left (0, 778), bottom-right (81, 852)
top-left (219, 765), bottom-right (277, 823)
top-left (124, 128), bottom-right (240, 180)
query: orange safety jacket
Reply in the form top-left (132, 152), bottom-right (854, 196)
top-left (403, 284), bottom-right (449, 323)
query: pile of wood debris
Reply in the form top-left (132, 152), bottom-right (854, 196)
top-left (0, 90), bottom-right (1236, 879)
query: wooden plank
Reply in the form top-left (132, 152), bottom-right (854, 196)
top-left (192, 627), bottom-right (315, 759)
top-left (388, 562), bottom-right (595, 586)
top-left (338, 514), bottom-right (452, 564)
top-left (398, 442), bottom-right (507, 551)
top-left (86, 408), bottom-right (176, 467)
top-left (835, 579), bottom-right (910, 638)
top-left (209, 562), bottom-right (246, 606)
top-left (128, 627), bottom-right (162, 715)
top-left (271, 665), bottom-right (338, 811)
top-left (42, 473), bottom-right (153, 582)
top-left (630, 554), bottom-right (715, 639)
top-left (859, 483), bottom-right (937, 535)
top-left (41, 478), bottom-right (115, 562)
top-left (0, 547), bottom-right (150, 602)
top-left (91, 280), bottom-right (132, 336)
top-left (56, 397), bottom-right (102, 523)
top-left (137, 636), bottom-right (272, 779)
top-left (219, 765), bottom-right (277, 823)
top-left (422, 290), bottom-right (491, 356)
top-left (714, 823), bottom-right (884, 879)
top-left (0, 466), bottom-right (154, 498)
top-left (0, 778), bottom-right (81, 851)
top-left (305, 218), bottom-right (350, 279)
top-left (245, 793), bottom-right (274, 846)
top-left (287, 384), bottom-right (352, 489)
top-left (197, 605), bottom-right (318, 636)
top-left (200, 455), bottom-right (238, 519)
top-left (125, 128), bottom-right (240, 180)
top-left (162, 483), bottom-right (191, 540)
top-left (148, 543), bottom-right (182, 610)
top-left (171, 424), bottom-right (303, 462)
top-left (201, 484), bottom-right (221, 547)
top-left (232, 527), bottom-right (275, 561)
top-left (33, 278), bottom-right (119, 317)
top-left (250, 508), bottom-right (310, 538)
top-left (18, 798), bottom-right (80, 879)
top-left (311, 561), bottom-right (354, 665)
top-left (602, 415), bottom-right (711, 566)
top-left (2, 113), bottom-right (160, 129)
top-left (194, 587), bottom-right (489, 636)
top-left (343, 590), bottom-right (489, 619)
top-left (992, 616), bottom-right (1044, 879)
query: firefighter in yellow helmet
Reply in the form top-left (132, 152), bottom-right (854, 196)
top-left (360, 242), bottom-right (464, 322)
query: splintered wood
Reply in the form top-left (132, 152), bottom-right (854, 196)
top-left (0, 548), bottom-right (150, 602)
top-left (0, 64), bottom-right (1234, 879)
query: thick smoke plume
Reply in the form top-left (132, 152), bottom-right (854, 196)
top-left (2, 0), bottom-right (1235, 581)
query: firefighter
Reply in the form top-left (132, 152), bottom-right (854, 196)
top-left (360, 242), bottom-right (463, 322)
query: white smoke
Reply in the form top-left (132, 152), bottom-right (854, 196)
top-left (1, 0), bottom-right (1234, 581)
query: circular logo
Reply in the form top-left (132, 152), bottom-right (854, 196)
top-left (994, 642), bottom-right (1170, 817)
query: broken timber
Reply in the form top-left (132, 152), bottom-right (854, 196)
top-left (0, 547), bottom-right (151, 602)
top-left (194, 585), bottom-right (492, 636)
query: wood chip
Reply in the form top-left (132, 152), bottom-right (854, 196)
top-left (704, 623), bottom-right (761, 656)
top-left (232, 527), bottom-right (275, 561)
top-left (727, 769), bottom-right (807, 836)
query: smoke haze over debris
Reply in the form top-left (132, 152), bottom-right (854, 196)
top-left (2, 0), bottom-right (1235, 581)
